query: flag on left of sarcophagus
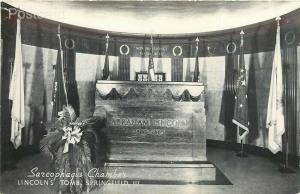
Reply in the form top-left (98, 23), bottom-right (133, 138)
top-left (102, 51), bottom-right (110, 80)
top-left (9, 19), bottom-right (25, 149)
top-left (52, 25), bottom-right (68, 121)
top-left (102, 34), bottom-right (110, 80)
top-left (232, 30), bottom-right (249, 141)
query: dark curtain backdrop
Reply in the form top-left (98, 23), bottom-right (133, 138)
top-left (219, 54), bottom-right (238, 142)
top-left (283, 47), bottom-right (298, 155)
top-left (171, 57), bottom-right (183, 81)
top-left (247, 52), bottom-right (259, 144)
top-left (23, 22), bottom-right (46, 145)
top-left (64, 49), bottom-right (80, 117)
top-left (1, 15), bottom-right (17, 165)
top-left (118, 55), bottom-right (130, 81)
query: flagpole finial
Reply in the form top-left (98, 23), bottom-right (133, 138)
top-left (105, 33), bottom-right (110, 51)
top-left (195, 37), bottom-right (199, 49)
top-left (240, 30), bottom-right (244, 46)
top-left (240, 30), bottom-right (244, 36)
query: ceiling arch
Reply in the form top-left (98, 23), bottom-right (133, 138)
top-left (4, 1), bottom-right (300, 34)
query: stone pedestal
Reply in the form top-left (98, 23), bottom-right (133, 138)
top-left (94, 81), bottom-right (215, 182)
top-left (104, 161), bottom-right (216, 183)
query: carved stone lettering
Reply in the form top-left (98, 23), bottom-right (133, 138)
top-left (109, 117), bottom-right (188, 129)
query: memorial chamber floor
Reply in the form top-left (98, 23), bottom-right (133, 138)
top-left (1, 147), bottom-right (300, 194)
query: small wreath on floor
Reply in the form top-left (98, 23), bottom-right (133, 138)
top-left (40, 105), bottom-right (99, 194)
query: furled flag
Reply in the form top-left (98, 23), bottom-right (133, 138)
top-left (102, 34), bottom-right (110, 80)
top-left (193, 37), bottom-right (200, 82)
top-left (52, 24), bottom-right (68, 121)
top-left (266, 17), bottom-right (285, 154)
top-left (9, 18), bottom-right (25, 149)
top-left (232, 30), bottom-right (249, 141)
top-left (148, 34), bottom-right (155, 81)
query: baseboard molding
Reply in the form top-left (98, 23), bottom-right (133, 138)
top-left (2, 140), bottom-right (299, 170)
top-left (207, 139), bottom-right (299, 168)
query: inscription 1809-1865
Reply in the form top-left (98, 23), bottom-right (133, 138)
top-left (108, 117), bottom-right (189, 129)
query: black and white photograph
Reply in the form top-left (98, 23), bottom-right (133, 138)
top-left (1, 1), bottom-right (300, 194)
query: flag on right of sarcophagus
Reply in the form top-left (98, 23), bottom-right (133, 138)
top-left (266, 17), bottom-right (285, 154)
top-left (232, 30), bottom-right (249, 141)
top-left (102, 34), bottom-right (110, 80)
top-left (193, 37), bottom-right (200, 82)
top-left (148, 35), bottom-right (155, 81)
top-left (52, 24), bottom-right (68, 121)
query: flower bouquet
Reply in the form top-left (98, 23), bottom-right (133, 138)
top-left (40, 105), bottom-right (99, 194)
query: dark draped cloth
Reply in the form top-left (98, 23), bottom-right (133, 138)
top-left (171, 57), bottom-right (183, 81)
top-left (51, 33), bottom-right (68, 121)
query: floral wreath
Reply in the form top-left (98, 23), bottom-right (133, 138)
top-left (172, 45), bottom-right (183, 57)
top-left (40, 105), bottom-right (99, 194)
top-left (119, 44), bottom-right (130, 55)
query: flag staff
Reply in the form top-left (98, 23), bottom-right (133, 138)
top-left (9, 57), bottom-right (14, 113)
top-left (235, 30), bottom-right (248, 158)
top-left (276, 17), bottom-right (294, 174)
top-left (193, 37), bottom-right (200, 82)
top-left (236, 125), bottom-right (247, 157)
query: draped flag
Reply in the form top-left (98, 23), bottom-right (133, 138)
top-left (266, 17), bottom-right (285, 154)
top-left (193, 37), bottom-right (200, 82)
top-left (102, 34), bottom-right (110, 80)
top-left (232, 30), bottom-right (249, 141)
top-left (9, 18), bottom-right (25, 149)
top-left (52, 24), bottom-right (68, 120)
top-left (148, 35), bottom-right (155, 81)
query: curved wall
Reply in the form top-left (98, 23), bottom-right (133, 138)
top-left (4, 1), bottom-right (300, 34)
top-left (1, 2), bottom-right (300, 156)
